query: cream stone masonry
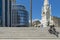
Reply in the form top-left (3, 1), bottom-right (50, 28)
top-left (41, 0), bottom-right (51, 27)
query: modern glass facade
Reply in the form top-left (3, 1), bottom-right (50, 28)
top-left (9, 0), bottom-right (12, 27)
top-left (5, 0), bottom-right (12, 27)
top-left (0, 0), bottom-right (2, 26)
top-left (0, 0), bottom-right (15, 27)
top-left (0, 0), bottom-right (2, 16)
top-left (12, 5), bottom-right (29, 27)
top-left (5, 0), bottom-right (8, 26)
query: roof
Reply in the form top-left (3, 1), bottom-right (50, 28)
top-left (51, 16), bottom-right (60, 19)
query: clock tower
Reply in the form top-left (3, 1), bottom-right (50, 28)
top-left (41, 0), bottom-right (51, 27)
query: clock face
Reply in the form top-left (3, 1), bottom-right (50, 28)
top-left (43, 12), bottom-right (45, 14)
top-left (42, 12), bottom-right (45, 16)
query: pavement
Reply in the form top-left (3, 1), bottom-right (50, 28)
top-left (0, 39), bottom-right (60, 40)
top-left (0, 27), bottom-right (60, 39)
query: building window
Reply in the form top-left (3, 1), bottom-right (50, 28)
top-left (5, 0), bottom-right (8, 26)
top-left (0, 0), bottom-right (2, 26)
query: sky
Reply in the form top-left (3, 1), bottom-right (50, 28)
top-left (16, 0), bottom-right (60, 20)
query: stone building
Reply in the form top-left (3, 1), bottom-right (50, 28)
top-left (41, 0), bottom-right (51, 27)
top-left (32, 19), bottom-right (41, 27)
top-left (41, 0), bottom-right (60, 27)
top-left (50, 16), bottom-right (60, 27)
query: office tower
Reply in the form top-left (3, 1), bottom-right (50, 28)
top-left (0, 0), bottom-right (16, 27)
top-left (12, 4), bottom-right (29, 27)
top-left (0, 0), bottom-right (2, 26)
top-left (11, 0), bottom-right (16, 4)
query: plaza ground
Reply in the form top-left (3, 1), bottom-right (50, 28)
top-left (0, 27), bottom-right (60, 39)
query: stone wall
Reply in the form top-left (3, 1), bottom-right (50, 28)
top-left (51, 16), bottom-right (60, 27)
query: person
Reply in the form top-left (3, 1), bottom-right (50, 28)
top-left (48, 24), bottom-right (59, 37)
top-left (40, 24), bottom-right (44, 32)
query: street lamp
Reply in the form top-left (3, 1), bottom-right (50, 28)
top-left (30, 0), bottom-right (32, 27)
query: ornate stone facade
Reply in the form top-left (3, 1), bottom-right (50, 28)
top-left (51, 16), bottom-right (60, 27)
top-left (41, 0), bottom-right (60, 27)
top-left (41, 0), bottom-right (51, 27)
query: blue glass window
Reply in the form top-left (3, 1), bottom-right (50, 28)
top-left (9, 0), bottom-right (11, 27)
top-left (0, 0), bottom-right (2, 26)
top-left (5, 0), bottom-right (8, 26)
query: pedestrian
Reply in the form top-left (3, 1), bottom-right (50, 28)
top-left (40, 24), bottom-right (44, 32)
top-left (48, 24), bottom-right (59, 37)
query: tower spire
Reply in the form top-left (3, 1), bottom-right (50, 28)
top-left (41, 0), bottom-right (51, 27)
top-left (44, 0), bottom-right (49, 6)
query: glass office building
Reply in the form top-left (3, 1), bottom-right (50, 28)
top-left (0, 0), bottom-right (2, 26)
top-left (12, 4), bottom-right (29, 27)
top-left (0, 16), bottom-right (2, 26)
top-left (0, 0), bottom-right (16, 27)
top-left (3, 0), bottom-right (12, 27)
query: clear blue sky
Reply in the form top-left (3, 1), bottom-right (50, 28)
top-left (16, 0), bottom-right (60, 20)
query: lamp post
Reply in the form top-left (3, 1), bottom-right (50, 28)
top-left (30, 0), bottom-right (32, 27)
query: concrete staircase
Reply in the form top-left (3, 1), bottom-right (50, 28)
top-left (0, 27), bottom-right (60, 39)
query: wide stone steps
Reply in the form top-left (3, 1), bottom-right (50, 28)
top-left (0, 27), bottom-right (60, 39)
